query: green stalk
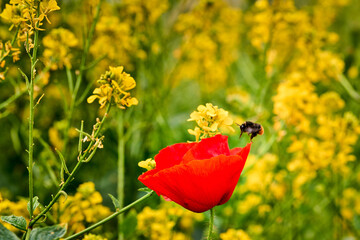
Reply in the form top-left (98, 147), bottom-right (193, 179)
top-left (207, 208), bottom-right (215, 240)
top-left (63, 0), bottom-right (103, 155)
top-left (117, 111), bottom-right (125, 240)
top-left (64, 191), bottom-right (154, 240)
top-left (28, 104), bottom-right (111, 228)
top-left (28, 1), bottom-right (41, 222)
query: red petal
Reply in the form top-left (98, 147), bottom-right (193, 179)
top-left (183, 134), bottom-right (230, 164)
top-left (138, 154), bottom-right (246, 213)
top-left (155, 142), bottom-right (196, 170)
top-left (230, 142), bottom-right (252, 160)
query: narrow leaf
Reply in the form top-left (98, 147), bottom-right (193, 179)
top-left (0, 222), bottom-right (20, 240)
top-left (1, 215), bottom-right (27, 231)
top-left (18, 68), bottom-right (29, 90)
top-left (29, 224), bottom-right (67, 240)
top-left (108, 194), bottom-right (121, 211)
top-left (27, 196), bottom-right (40, 215)
top-left (55, 149), bottom-right (70, 175)
top-left (78, 120), bottom-right (84, 154)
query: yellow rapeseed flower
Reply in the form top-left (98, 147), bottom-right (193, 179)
top-left (220, 229), bottom-right (252, 240)
top-left (52, 182), bottom-right (111, 233)
top-left (187, 103), bottom-right (234, 141)
top-left (87, 66), bottom-right (138, 109)
top-left (138, 158), bottom-right (156, 171)
top-left (83, 234), bottom-right (108, 240)
top-left (42, 28), bottom-right (78, 70)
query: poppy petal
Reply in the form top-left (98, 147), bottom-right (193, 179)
top-left (155, 142), bottom-right (196, 170)
top-left (138, 154), bottom-right (246, 213)
top-left (183, 134), bottom-right (230, 163)
top-left (230, 142), bottom-right (252, 160)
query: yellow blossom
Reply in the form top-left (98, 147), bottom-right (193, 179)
top-left (138, 158), bottom-right (156, 171)
top-left (52, 182), bottom-right (111, 233)
top-left (0, 4), bottom-right (27, 26)
top-left (0, 194), bottom-right (39, 233)
top-left (83, 234), bottom-right (108, 240)
top-left (87, 66), bottom-right (138, 109)
top-left (137, 201), bottom-right (203, 240)
top-left (220, 229), bottom-right (252, 240)
top-left (39, 0), bottom-right (60, 24)
top-left (187, 103), bottom-right (234, 141)
top-left (42, 28), bottom-right (78, 70)
top-left (174, 0), bottom-right (241, 91)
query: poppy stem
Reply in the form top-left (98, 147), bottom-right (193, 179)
top-left (207, 208), bottom-right (215, 240)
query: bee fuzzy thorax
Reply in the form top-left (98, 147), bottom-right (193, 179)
top-left (237, 121), bottom-right (264, 141)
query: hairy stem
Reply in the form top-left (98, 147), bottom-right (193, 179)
top-left (28, 1), bottom-right (41, 221)
top-left (207, 208), bottom-right (215, 240)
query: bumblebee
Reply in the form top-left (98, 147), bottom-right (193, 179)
top-left (237, 121), bottom-right (264, 141)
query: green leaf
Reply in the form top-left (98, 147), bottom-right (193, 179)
top-left (55, 149), bottom-right (70, 175)
top-left (30, 224), bottom-right (67, 240)
top-left (108, 194), bottom-right (121, 211)
top-left (1, 215), bottom-right (27, 231)
top-left (18, 68), bottom-right (29, 91)
top-left (27, 196), bottom-right (40, 214)
top-left (0, 222), bottom-right (20, 240)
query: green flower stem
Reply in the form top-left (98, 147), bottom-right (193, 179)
top-left (28, 1), bottom-right (41, 221)
top-left (64, 191), bottom-right (154, 240)
top-left (63, 0), bottom-right (103, 155)
top-left (24, 229), bottom-right (31, 240)
top-left (207, 208), bottom-right (215, 240)
top-left (338, 74), bottom-right (360, 102)
top-left (117, 111), bottom-right (125, 240)
top-left (28, 103), bottom-right (111, 228)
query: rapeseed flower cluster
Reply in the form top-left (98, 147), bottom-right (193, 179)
top-left (90, 0), bottom-right (167, 75)
top-left (174, 0), bottom-right (241, 91)
top-left (0, 193), bottom-right (32, 233)
top-left (246, 0), bottom-right (359, 199)
top-left (87, 66), bottom-right (138, 109)
top-left (240, 154), bottom-right (286, 202)
top-left (187, 103), bottom-right (234, 141)
top-left (82, 234), bottom-right (108, 240)
top-left (0, 0), bottom-right (60, 49)
top-left (0, 0), bottom-right (60, 79)
top-left (90, 16), bottom-right (137, 73)
top-left (52, 182), bottom-right (111, 233)
top-left (339, 188), bottom-right (360, 220)
top-left (42, 28), bottom-right (78, 70)
top-left (137, 202), bottom-right (203, 240)
top-left (220, 228), bottom-right (251, 240)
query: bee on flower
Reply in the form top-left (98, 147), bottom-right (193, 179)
top-left (87, 66), bottom-right (138, 109)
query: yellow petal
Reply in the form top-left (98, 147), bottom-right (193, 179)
top-left (87, 95), bottom-right (98, 104)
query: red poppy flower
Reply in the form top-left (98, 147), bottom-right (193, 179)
top-left (138, 134), bottom-right (252, 213)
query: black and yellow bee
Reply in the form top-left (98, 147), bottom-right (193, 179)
top-left (237, 121), bottom-right (264, 141)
